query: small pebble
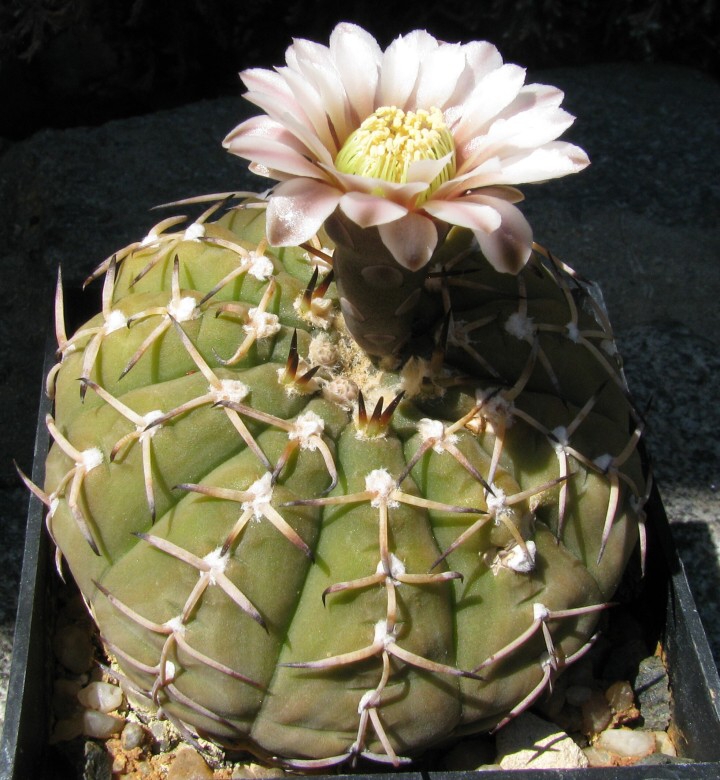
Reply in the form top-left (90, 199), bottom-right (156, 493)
top-left (84, 739), bottom-right (112, 780)
top-left (231, 763), bottom-right (286, 779)
top-left (581, 690), bottom-right (613, 735)
top-left (168, 747), bottom-right (214, 779)
top-left (53, 624), bottom-right (94, 674)
top-left (605, 680), bottom-right (635, 712)
top-left (121, 720), bottom-right (147, 750)
top-left (583, 745), bottom-right (614, 767)
top-left (82, 709), bottom-right (125, 739)
top-left (77, 680), bottom-right (124, 713)
top-left (653, 730), bottom-right (677, 757)
top-left (149, 719), bottom-right (179, 752)
top-left (496, 712), bottom-right (589, 770)
top-left (596, 727), bottom-right (655, 758)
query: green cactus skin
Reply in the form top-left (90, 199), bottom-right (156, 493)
top-left (36, 196), bottom-right (647, 768)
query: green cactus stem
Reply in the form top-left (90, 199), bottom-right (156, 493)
top-left (28, 196), bottom-right (647, 769)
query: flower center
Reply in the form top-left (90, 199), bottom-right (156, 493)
top-left (335, 106), bottom-right (456, 203)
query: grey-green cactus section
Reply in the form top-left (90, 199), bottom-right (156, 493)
top-left (38, 196), bottom-right (646, 768)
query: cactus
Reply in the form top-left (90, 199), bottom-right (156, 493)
top-left (27, 23), bottom-right (648, 771)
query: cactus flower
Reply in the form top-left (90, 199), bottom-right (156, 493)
top-left (224, 22), bottom-right (589, 273)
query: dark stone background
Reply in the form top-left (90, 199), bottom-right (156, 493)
top-left (1, 0), bottom-right (718, 140)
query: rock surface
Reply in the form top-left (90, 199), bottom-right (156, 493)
top-left (496, 712), bottom-right (589, 770)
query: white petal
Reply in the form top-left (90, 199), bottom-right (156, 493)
top-left (462, 40), bottom-right (504, 80)
top-left (278, 66), bottom-right (337, 154)
top-left (241, 89), bottom-right (332, 165)
top-left (483, 106), bottom-right (576, 151)
top-left (406, 152), bottom-right (454, 184)
top-left (330, 23), bottom-right (382, 123)
top-left (224, 114), bottom-right (300, 146)
top-left (241, 67), bottom-right (297, 107)
top-left (415, 43), bottom-right (467, 109)
top-left (442, 42), bottom-right (503, 118)
top-left (224, 135), bottom-right (325, 180)
top-left (473, 196), bottom-right (533, 274)
top-left (423, 196), bottom-right (501, 234)
top-left (379, 30), bottom-right (437, 108)
top-left (277, 111), bottom-right (336, 167)
top-left (287, 40), bottom-right (354, 144)
top-left (324, 165), bottom-right (429, 204)
top-left (378, 213), bottom-right (438, 270)
top-left (452, 64), bottom-right (527, 146)
top-left (506, 83), bottom-right (566, 114)
top-left (432, 157), bottom-right (504, 196)
top-left (339, 192), bottom-right (408, 227)
top-left (491, 142), bottom-right (590, 184)
top-left (265, 179), bottom-right (341, 246)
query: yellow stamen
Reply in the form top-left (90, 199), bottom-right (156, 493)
top-left (335, 106), bottom-right (456, 204)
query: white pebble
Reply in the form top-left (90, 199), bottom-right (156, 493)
top-left (596, 727), bottom-right (655, 758)
top-left (81, 709), bottom-right (125, 738)
top-left (496, 712), bottom-right (589, 770)
top-left (653, 730), bottom-right (677, 756)
top-left (121, 721), bottom-right (147, 750)
top-left (77, 681), bottom-right (124, 713)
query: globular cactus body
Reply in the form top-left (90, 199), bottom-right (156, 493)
top-left (38, 199), bottom-right (646, 767)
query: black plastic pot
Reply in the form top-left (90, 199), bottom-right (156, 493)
top-left (2, 345), bottom-right (720, 780)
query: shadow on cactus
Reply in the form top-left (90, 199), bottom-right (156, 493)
top-left (24, 21), bottom-right (649, 770)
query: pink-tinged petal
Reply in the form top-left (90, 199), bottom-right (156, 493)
top-left (322, 165), bottom-right (429, 203)
top-left (329, 23), bottom-right (382, 123)
top-left (378, 30), bottom-right (437, 108)
top-left (378, 213), bottom-right (438, 271)
top-left (275, 111), bottom-right (336, 168)
top-left (432, 157), bottom-right (504, 197)
top-left (338, 192), bottom-right (408, 227)
top-left (223, 135), bottom-right (326, 180)
top-left (248, 161), bottom-right (294, 182)
top-left (451, 64), bottom-right (527, 146)
top-left (241, 89), bottom-right (331, 162)
top-left (415, 43), bottom-right (467, 109)
top-left (286, 41), bottom-right (354, 144)
top-left (462, 40), bottom-right (504, 81)
top-left (406, 153), bottom-right (454, 185)
top-left (482, 106), bottom-right (576, 151)
top-left (240, 67), bottom-right (297, 107)
top-left (490, 142), bottom-right (590, 184)
top-left (241, 69), bottom-right (320, 133)
top-left (423, 196), bottom-right (501, 234)
top-left (456, 105), bottom-right (577, 176)
top-left (472, 197), bottom-right (533, 274)
top-left (265, 179), bottom-right (341, 246)
top-left (506, 83), bottom-right (565, 115)
top-left (223, 116), bottom-right (300, 161)
top-left (277, 66), bottom-right (337, 154)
